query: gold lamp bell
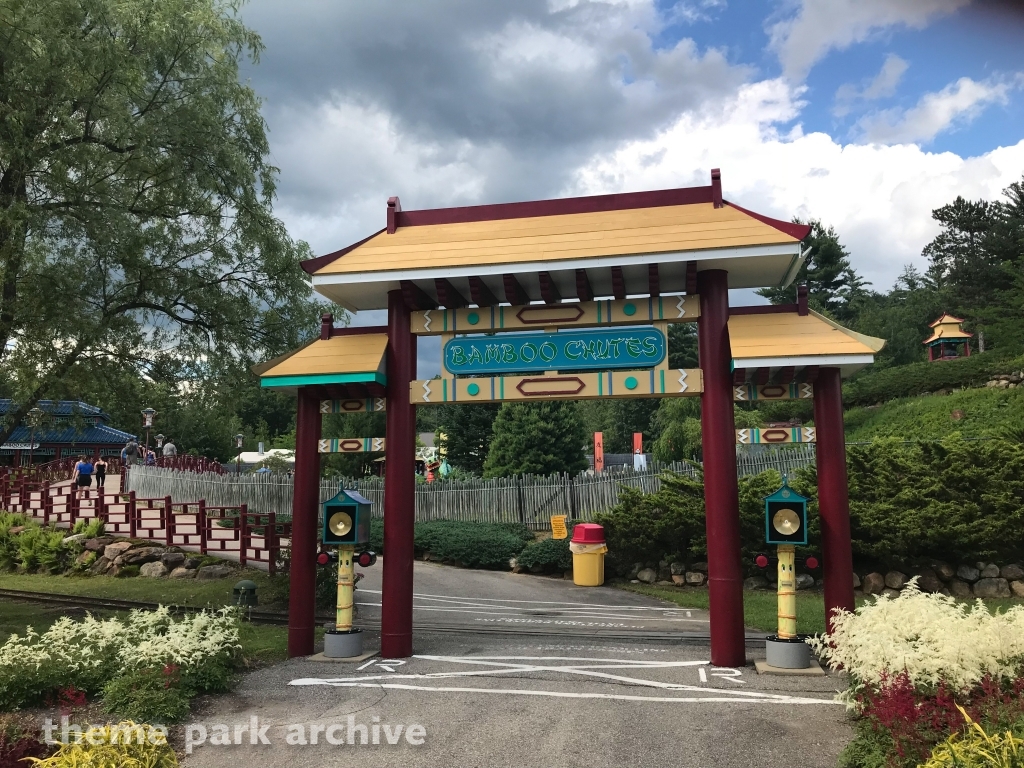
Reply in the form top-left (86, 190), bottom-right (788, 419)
top-left (772, 508), bottom-right (801, 536)
top-left (327, 511), bottom-right (353, 538)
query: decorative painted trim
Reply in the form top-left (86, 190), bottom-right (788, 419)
top-left (260, 372), bottom-right (388, 389)
top-left (320, 398), bottom-right (387, 414)
top-left (736, 427), bottom-right (816, 445)
top-left (318, 438), bottom-right (386, 453)
top-left (734, 383), bottom-right (814, 402)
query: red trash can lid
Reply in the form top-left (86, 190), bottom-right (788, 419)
top-left (571, 523), bottom-right (605, 544)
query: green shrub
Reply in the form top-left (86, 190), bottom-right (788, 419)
top-left (0, 514), bottom-right (31, 571)
top-left (844, 350), bottom-right (1024, 407)
top-left (116, 565), bottom-right (141, 578)
top-left (71, 518), bottom-right (105, 538)
top-left (413, 521), bottom-right (534, 570)
top-left (517, 536), bottom-right (572, 572)
top-left (24, 722), bottom-right (178, 767)
top-left (15, 526), bottom-right (76, 574)
top-left (102, 668), bottom-right (191, 723)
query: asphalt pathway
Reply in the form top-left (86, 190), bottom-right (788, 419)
top-left (183, 562), bottom-right (853, 768)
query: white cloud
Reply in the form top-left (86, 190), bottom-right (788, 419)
top-left (834, 54), bottom-right (908, 117)
top-left (769, 0), bottom-right (968, 79)
top-left (858, 75), bottom-right (1021, 144)
top-left (569, 78), bottom-right (1024, 292)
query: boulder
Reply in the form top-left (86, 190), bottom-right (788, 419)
top-left (139, 561), bottom-right (168, 578)
top-left (979, 564), bottom-right (1000, 579)
top-left (884, 571), bottom-right (907, 590)
top-left (933, 562), bottom-right (955, 581)
top-left (196, 564), bottom-right (233, 580)
top-left (915, 569), bottom-right (943, 594)
top-left (90, 556), bottom-right (112, 574)
top-left (852, 572), bottom-right (861, 589)
top-left (690, 562), bottom-right (709, 573)
top-left (122, 547), bottom-right (165, 565)
top-left (949, 578), bottom-right (973, 598)
top-left (796, 574), bottom-right (815, 590)
top-left (670, 562), bottom-right (686, 576)
top-left (657, 566), bottom-right (672, 582)
top-left (956, 564), bottom-right (980, 583)
top-left (861, 572), bottom-right (885, 595)
top-left (656, 580), bottom-right (674, 587)
top-left (184, 557), bottom-right (203, 570)
top-left (973, 578), bottom-right (1011, 598)
top-left (627, 563), bottom-right (642, 580)
top-left (881, 588), bottom-right (900, 598)
top-left (83, 537), bottom-right (114, 552)
top-left (636, 568), bottom-right (657, 584)
top-left (684, 571), bottom-right (706, 587)
top-left (1010, 580), bottom-right (1024, 598)
top-left (103, 541), bottom-right (133, 561)
top-left (671, 575), bottom-right (686, 586)
top-left (743, 575), bottom-right (768, 590)
top-left (7, 526), bottom-right (25, 535)
top-left (75, 551), bottom-right (93, 565)
top-left (169, 567), bottom-right (196, 580)
top-left (999, 564), bottom-right (1024, 581)
top-left (161, 552), bottom-right (186, 569)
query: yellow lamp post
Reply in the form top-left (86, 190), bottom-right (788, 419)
top-left (763, 479), bottom-right (811, 669)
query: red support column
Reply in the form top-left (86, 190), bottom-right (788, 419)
top-left (287, 387), bottom-right (322, 658)
top-left (813, 367), bottom-right (855, 632)
top-left (381, 288), bottom-right (417, 658)
top-left (696, 269), bottom-right (746, 668)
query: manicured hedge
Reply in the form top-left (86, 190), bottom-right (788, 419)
top-left (370, 519), bottom-right (535, 570)
top-left (843, 350), bottom-right (1024, 407)
top-left (517, 536), bottom-right (572, 573)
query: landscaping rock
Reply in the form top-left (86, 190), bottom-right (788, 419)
top-left (861, 572), bottom-right (885, 595)
top-left (63, 533), bottom-right (86, 543)
top-left (915, 569), bottom-right (943, 593)
top-left (670, 562), bottom-right (686, 576)
top-left (999, 564), bottom-right (1024, 581)
top-left (884, 571), bottom-right (907, 590)
top-left (852, 572), bottom-right (861, 589)
top-left (933, 562), bottom-right (956, 581)
top-left (169, 567), bottom-right (196, 580)
top-left (656, 580), bottom-right (674, 587)
top-left (743, 575), bottom-right (768, 590)
top-left (184, 557), bottom-right (203, 570)
top-left (196, 564), bottom-right (232, 580)
top-left (122, 547), bottom-right (165, 565)
top-left (103, 541), bottom-right (133, 560)
top-left (882, 588), bottom-right (900, 598)
top-left (949, 578), bottom-right (973, 598)
top-left (161, 552), bottom-right (186, 569)
top-left (511, 564), bottom-right (522, 574)
top-left (979, 564), bottom-right (1000, 579)
top-left (627, 563), bottom-right (642, 580)
top-left (690, 562), bottom-right (708, 573)
top-left (657, 565), bottom-right (672, 582)
top-left (1010, 580), bottom-right (1024, 598)
top-left (973, 578), bottom-right (1011, 598)
top-left (684, 571), bottom-right (706, 586)
top-left (139, 561), bottom-right (168, 578)
top-left (671, 575), bottom-right (686, 586)
top-left (75, 551), bottom-right (93, 565)
top-left (636, 568), bottom-right (657, 584)
top-left (8, 526), bottom-right (25, 535)
top-left (90, 556), bottom-right (112, 574)
top-left (83, 537), bottom-right (114, 552)
top-left (795, 574), bottom-right (815, 590)
top-left (956, 564), bottom-right (980, 583)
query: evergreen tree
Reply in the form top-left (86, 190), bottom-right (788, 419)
top-left (668, 322), bottom-right (699, 369)
top-left (604, 399), bottom-right (659, 454)
top-left (437, 402), bottom-right (499, 475)
top-left (483, 401), bottom-right (588, 478)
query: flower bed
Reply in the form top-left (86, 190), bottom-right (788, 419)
top-left (811, 582), bottom-right (1024, 767)
top-left (0, 607), bottom-right (240, 721)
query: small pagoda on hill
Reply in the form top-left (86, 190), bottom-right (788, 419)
top-left (923, 313), bottom-right (972, 361)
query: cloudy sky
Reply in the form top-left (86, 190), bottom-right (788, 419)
top-left (239, 0), bottom-right (1024, 348)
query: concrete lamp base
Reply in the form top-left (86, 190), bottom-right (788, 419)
top-left (765, 635), bottom-right (811, 669)
top-left (324, 629), bottom-right (364, 659)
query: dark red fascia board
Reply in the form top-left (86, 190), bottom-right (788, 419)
top-left (395, 185), bottom-right (715, 228)
top-left (730, 304), bottom-right (798, 316)
top-left (301, 227), bottom-right (386, 275)
top-left (723, 201), bottom-right (812, 242)
top-left (329, 325), bottom-right (389, 337)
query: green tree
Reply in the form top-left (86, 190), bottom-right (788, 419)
top-left (483, 401), bottom-right (588, 477)
top-left (759, 220), bottom-right (869, 322)
top-left (437, 402), bottom-right (499, 475)
top-left (923, 196), bottom-right (997, 303)
top-left (0, 0), bottom-right (320, 444)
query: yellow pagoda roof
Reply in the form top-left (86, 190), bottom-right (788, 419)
top-left (256, 334), bottom-right (388, 389)
top-left (729, 310), bottom-right (884, 377)
top-left (923, 313), bottom-right (972, 344)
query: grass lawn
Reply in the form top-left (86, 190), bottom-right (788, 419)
top-left (616, 583), bottom-right (1024, 636)
top-left (0, 569), bottom-right (290, 610)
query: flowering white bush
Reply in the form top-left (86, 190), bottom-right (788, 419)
top-left (810, 579), bottom-right (1024, 697)
top-left (0, 606), bottom-right (240, 709)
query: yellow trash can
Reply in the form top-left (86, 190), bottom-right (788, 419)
top-left (570, 523), bottom-right (608, 586)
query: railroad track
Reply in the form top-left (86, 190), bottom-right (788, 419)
top-left (0, 588), bottom-right (768, 644)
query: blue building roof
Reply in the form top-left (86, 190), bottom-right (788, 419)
top-left (4, 423), bottom-right (136, 446)
top-left (0, 400), bottom-right (107, 420)
top-left (0, 400), bottom-right (137, 451)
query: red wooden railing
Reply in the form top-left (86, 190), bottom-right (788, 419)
top-left (0, 473), bottom-right (289, 574)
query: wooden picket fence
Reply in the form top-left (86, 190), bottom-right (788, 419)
top-left (0, 474), bottom-right (289, 573)
top-left (126, 446), bottom-right (816, 530)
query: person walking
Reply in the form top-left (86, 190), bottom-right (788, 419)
top-left (123, 438), bottom-right (140, 466)
top-left (162, 438), bottom-right (177, 458)
top-left (72, 455), bottom-right (93, 492)
top-left (145, 448), bottom-right (156, 466)
top-left (94, 456), bottom-right (107, 488)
